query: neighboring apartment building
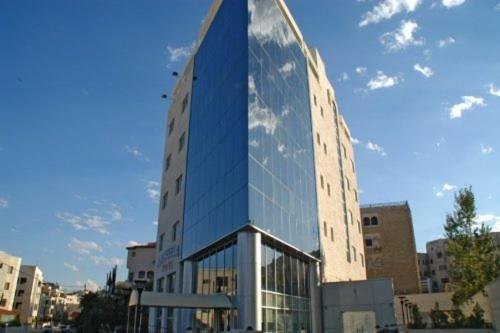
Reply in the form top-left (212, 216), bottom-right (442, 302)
top-left (361, 202), bottom-right (421, 294)
top-left (39, 283), bottom-right (67, 323)
top-left (0, 251), bottom-right (22, 311)
top-left (126, 242), bottom-right (156, 283)
top-left (418, 253), bottom-right (431, 293)
top-left (13, 265), bottom-right (43, 325)
top-left (423, 232), bottom-right (500, 293)
top-left (152, 1), bottom-right (366, 332)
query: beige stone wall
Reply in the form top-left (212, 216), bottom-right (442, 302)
top-left (14, 265), bottom-right (43, 325)
top-left (306, 48), bottom-right (366, 283)
top-left (126, 245), bottom-right (156, 282)
top-left (0, 251), bottom-right (21, 311)
top-left (154, 57), bottom-right (195, 292)
top-left (362, 203), bottom-right (421, 294)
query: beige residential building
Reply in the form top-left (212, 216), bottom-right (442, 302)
top-left (126, 242), bottom-right (156, 283)
top-left (417, 252), bottom-right (431, 293)
top-left (361, 202), bottom-right (421, 294)
top-left (39, 282), bottom-right (67, 323)
top-left (13, 265), bottom-right (43, 325)
top-left (0, 251), bottom-right (22, 311)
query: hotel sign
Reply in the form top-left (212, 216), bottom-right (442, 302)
top-left (157, 245), bottom-right (180, 272)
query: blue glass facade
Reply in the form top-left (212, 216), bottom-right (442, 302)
top-left (247, 0), bottom-right (319, 256)
top-left (183, 0), bottom-right (319, 259)
top-left (183, 0), bottom-right (249, 258)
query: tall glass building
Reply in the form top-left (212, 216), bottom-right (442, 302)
top-left (153, 1), bottom-right (366, 332)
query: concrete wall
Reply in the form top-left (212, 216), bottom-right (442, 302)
top-left (126, 243), bottom-right (156, 282)
top-left (322, 279), bottom-right (397, 333)
top-left (14, 265), bottom-right (43, 325)
top-left (485, 278), bottom-right (500, 331)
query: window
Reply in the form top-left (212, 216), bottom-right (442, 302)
top-left (330, 227), bottom-right (334, 242)
top-left (147, 271), bottom-right (154, 280)
top-left (165, 154), bottom-right (171, 171)
top-left (316, 133), bottom-right (321, 145)
top-left (313, 95), bottom-right (317, 106)
top-left (19, 277), bottom-right (27, 284)
top-left (138, 271), bottom-right (146, 279)
top-left (162, 192), bottom-right (168, 210)
top-left (178, 132), bottom-right (186, 152)
top-left (346, 177), bottom-right (351, 191)
top-left (159, 233), bottom-right (165, 252)
top-left (349, 210), bottom-right (354, 225)
top-left (4, 282), bottom-right (10, 290)
top-left (352, 246), bottom-right (357, 261)
top-left (363, 217), bottom-right (370, 226)
top-left (323, 143), bottom-right (327, 155)
top-left (17, 290), bottom-right (25, 297)
top-left (175, 174), bottom-right (183, 194)
top-left (0, 299), bottom-right (6, 307)
top-left (354, 190), bottom-right (358, 202)
top-left (128, 272), bottom-right (134, 282)
top-left (320, 107), bottom-right (324, 118)
top-left (320, 175), bottom-right (324, 189)
top-left (323, 221), bottom-right (327, 237)
top-left (438, 265), bottom-right (447, 271)
top-left (371, 216), bottom-right (378, 225)
top-left (168, 118), bottom-right (175, 136)
top-left (365, 238), bottom-right (373, 248)
top-left (360, 253), bottom-right (365, 267)
top-left (327, 183), bottom-right (331, 196)
top-left (351, 159), bottom-right (355, 173)
top-left (357, 220), bottom-right (361, 233)
top-left (342, 144), bottom-right (347, 158)
top-left (437, 252), bottom-right (443, 259)
top-left (15, 302), bottom-right (21, 309)
top-left (167, 272), bottom-right (176, 293)
top-left (8, 266), bottom-right (13, 274)
top-left (156, 277), bottom-right (164, 292)
top-left (431, 270), bottom-right (436, 276)
top-left (172, 221), bottom-right (180, 241)
top-left (182, 93), bottom-right (189, 113)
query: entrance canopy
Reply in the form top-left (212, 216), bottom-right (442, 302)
top-left (129, 291), bottom-right (233, 309)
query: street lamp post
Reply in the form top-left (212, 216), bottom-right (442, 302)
top-left (133, 280), bottom-right (146, 333)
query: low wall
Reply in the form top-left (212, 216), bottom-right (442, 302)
top-left (408, 330), bottom-right (494, 333)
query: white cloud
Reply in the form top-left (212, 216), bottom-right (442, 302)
top-left (436, 37), bottom-right (455, 48)
top-left (153, 221), bottom-right (158, 226)
top-left (442, 0), bottom-right (466, 8)
top-left (351, 138), bottom-right (361, 145)
top-left (366, 142), bottom-right (387, 156)
top-left (56, 212), bottom-right (110, 234)
top-left (488, 83), bottom-right (500, 97)
top-left (338, 72), bottom-right (350, 82)
top-left (146, 181), bottom-right (160, 201)
top-left (124, 145), bottom-right (150, 162)
top-left (380, 20), bottom-right (424, 52)
top-left (249, 140), bottom-right (260, 148)
top-left (449, 96), bottom-right (486, 119)
top-left (0, 198), bottom-right (8, 208)
top-left (475, 214), bottom-right (500, 231)
top-left (480, 144), bottom-right (493, 154)
top-left (167, 43), bottom-right (194, 62)
top-left (436, 183), bottom-right (456, 197)
top-left (356, 67), bottom-right (367, 75)
top-left (64, 263), bottom-right (80, 272)
top-left (359, 0), bottom-right (422, 27)
top-left (414, 64), bottom-right (434, 78)
top-left (496, 3), bottom-right (500, 11)
top-left (76, 279), bottom-right (99, 292)
top-left (127, 240), bottom-right (139, 247)
top-left (91, 256), bottom-right (125, 267)
top-left (248, 75), bottom-right (280, 135)
top-left (367, 71), bottom-right (399, 90)
top-left (278, 61), bottom-right (296, 78)
top-left (68, 237), bottom-right (102, 255)
top-left (248, 0), bottom-right (296, 47)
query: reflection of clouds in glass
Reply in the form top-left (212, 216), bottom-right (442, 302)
top-left (248, 0), bottom-right (295, 47)
top-left (249, 75), bottom-right (279, 135)
top-left (278, 61), bottom-right (296, 78)
top-left (281, 105), bottom-right (291, 117)
top-left (249, 139), bottom-right (260, 148)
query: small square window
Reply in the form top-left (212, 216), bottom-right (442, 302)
top-left (159, 233), bottom-right (165, 252)
top-left (168, 118), bottom-right (175, 136)
top-left (175, 174), bottom-right (183, 195)
top-left (182, 93), bottom-right (189, 113)
top-left (323, 143), bottom-right (327, 155)
top-left (314, 95), bottom-right (317, 106)
top-left (178, 132), bottom-right (186, 152)
top-left (323, 221), bottom-right (327, 237)
top-left (172, 221), bottom-right (180, 242)
top-left (330, 227), bottom-right (334, 242)
top-left (162, 192), bottom-right (168, 210)
top-left (165, 154), bottom-right (171, 171)
top-left (365, 238), bottom-right (373, 247)
top-left (320, 107), bottom-right (324, 118)
top-left (327, 183), bottom-right (331, 196)
top-left (320, 175), bottom-right (324, 189)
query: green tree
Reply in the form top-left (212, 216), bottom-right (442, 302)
top-left (449, 305), bottom-right (465, 328)
top-left (74, 292), bottom-right (128, 333)
top-left (444, 187), bottom-right (500, 305)
top-left (429, 302), bottom-right (449, 329)
top-left (465, 303), bottom-right (486, 328)
top-left (408, 304), bottom-right (426, 329)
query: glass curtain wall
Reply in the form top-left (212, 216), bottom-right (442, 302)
top-left (183, 0), bottom-right (249, 258)
top-left (247, 0), bottom-right (319, 256)
top-left (192, 242), bottom-right (238, 332)
top-left (261, 243), bottom-right (311, 333)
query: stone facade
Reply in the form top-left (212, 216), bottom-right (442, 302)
top-left (361, 202), bottom-right (421, 294)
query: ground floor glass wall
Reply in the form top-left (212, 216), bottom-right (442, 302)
top-left (261, 243), bottom-right (311, 333)
top-left (192, 241), bottom-right (238, 332)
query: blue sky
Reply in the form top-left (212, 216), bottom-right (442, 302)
top-left (0, 0), bottom-right (499, 291)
